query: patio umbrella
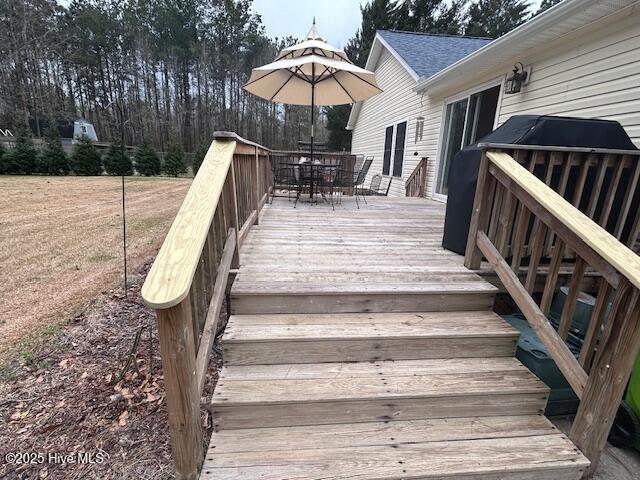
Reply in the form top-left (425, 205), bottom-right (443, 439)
top-left (243, 19), bottom-right (381, 161)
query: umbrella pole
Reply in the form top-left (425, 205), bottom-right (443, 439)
top-left (310, 66), bottom-right (315, 200)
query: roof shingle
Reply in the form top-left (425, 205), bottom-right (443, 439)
top-left (378, 30), bottom-right (492, 79)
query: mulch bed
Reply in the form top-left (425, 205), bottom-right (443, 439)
top-left (0, 260), bottom-right (222, 479)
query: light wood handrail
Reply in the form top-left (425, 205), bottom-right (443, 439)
top-left (141, 132), bottom-right (271, 480)
top-left (142, 140), bottom-right (236, 309)
top-left (465, 149), bottom-right (640, 479)
top-left (486, 151), bottom-right (640, 290)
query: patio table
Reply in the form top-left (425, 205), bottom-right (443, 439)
top-left (287, 161), bottom-right (339, 203)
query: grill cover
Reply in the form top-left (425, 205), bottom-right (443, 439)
top-left (442, 115), bottom-right (638, 255)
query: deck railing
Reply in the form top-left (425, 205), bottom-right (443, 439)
top-left (465, 150), bottom-right (640, 478)
top-left (141, 132), bottom-right (270, 479)
top-left (477, 144), bottom-right (640, 258)
top-left (405, 156), bottom-right (428, 197)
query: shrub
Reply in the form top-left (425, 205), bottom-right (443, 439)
top-left (40, 127), bottom-right (70, 175)
top-left (134, 141), bottom-right (161, 176)
top-left (4, 125), bottom-right (38, 174)
top-left (163, 142), bottom-right (187, 177)
top-left (103, 143), bottom-right (133, 176)
top-left (191, 142), bottom-right (209, 175)
top-left (71, 135), bottom-right (102, 175)
top-left (0, 142), bottom-right (5, 174)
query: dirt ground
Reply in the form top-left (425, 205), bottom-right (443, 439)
top-left (0, 261), bottom-right (222, 479)
top-left (0, 175), bottom-right (191, 360)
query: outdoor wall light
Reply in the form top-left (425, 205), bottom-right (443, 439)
top-left (505, 62), bottom-right (529, 94)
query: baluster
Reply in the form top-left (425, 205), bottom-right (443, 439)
top-left (540, 238), bottom-right (566, 315)
top-left (544, 152), bottom-right (574, 256)
top-left (614, 157), bottom-right (640, 240)
top-left (586, 154), bottom-right (608, 219)
top-left (579, 279), bottom-right (612, 372)
top-left (557, 257), bottom-right (587, 340)
top-left (598, 155), bottom-right (624, 229)
top-left (524, 220), bottom-right (548, 294)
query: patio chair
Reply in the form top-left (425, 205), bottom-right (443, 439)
top-left (334, 157), bottom-right (373, 209)
top-left (271, 162), bottom-right (298, 203)
top-left (364, 174), bottom-right (392, 196)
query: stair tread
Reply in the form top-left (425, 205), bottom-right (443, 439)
top-left (220, 357), bottom-right (527, 380)
top-left (223, 311), bottom-right (517, 342)
top-left (231, 274), bottom-right (498, 295)
top-left (212, 358), bottom-right (549, 406)
top-left (201, 417), bottom-right (588, 480)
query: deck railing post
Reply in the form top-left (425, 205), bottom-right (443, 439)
top-left (570, 282), bottom-right (640, 478)
top-left (253, 146), bottom-right (260, 225)
top-left (156, 296), bottom-right (203, 480)
top-left (465, 152), bottom-right (493, 269)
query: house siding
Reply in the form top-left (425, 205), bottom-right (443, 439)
top-left (350, 49), bottom-right (442, 197)
top-left (421, 8), bottom-right (640, 199)
top-left (497, 10), bottom-right (640, 144)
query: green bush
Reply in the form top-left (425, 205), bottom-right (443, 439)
top-left (0, 142), bottom-right (6, 174)
top-left (71, 135), bottom-right (102, 175)
top-left (191, 142), bottom-right (209, 175)
top-left (163, 142), bottom-right (187, 177)
top-left (4, 126), bottom-right (38, 174)
top-left (40, 127), bottom-right (69, 175)
top-left (103, 143), bottom-right (133, 176)
top-left (134, 141), bottom-right (161, 176)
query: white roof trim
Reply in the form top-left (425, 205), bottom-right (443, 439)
top-left (346, 32), bottom-right (419, 130)
top-left (415, 0), bottom-right (640, 95)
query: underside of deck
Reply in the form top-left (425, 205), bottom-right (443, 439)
top-left (201, 196), bottom-right (589, 480)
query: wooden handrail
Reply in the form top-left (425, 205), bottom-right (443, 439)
top-left (405, 157), bottom-right (428, 197)
top-left (142, 140), bottom-right (236, 309)
top-left (141, 132), bottom-right (271, 480)
top-left (466, 149), bottom-right (640, 479)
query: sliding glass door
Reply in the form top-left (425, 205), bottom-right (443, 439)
top-left (435, 84), bottom-right (501, 197)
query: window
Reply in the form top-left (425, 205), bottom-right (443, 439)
top-left (393, 121), bottom-right (407, 177)
top-left (415, 117), bottom-right (424, 143)
top-left (382, 122), bottom-right (407, 177)
top-left (382, 126), bottom-right (393, 175)
top-left (81, 125), bottom-right (87, 134)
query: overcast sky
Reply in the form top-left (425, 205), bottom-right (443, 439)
top-left (251, 0), bottom-right (545, 48)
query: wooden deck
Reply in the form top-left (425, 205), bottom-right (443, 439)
top-left (200, 196), bottom-right (590, 480)
top-left (231, 196), bottom-right (495, 313)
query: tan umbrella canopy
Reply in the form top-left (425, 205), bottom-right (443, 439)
top-left (243, 20), bottom-right (381, 158)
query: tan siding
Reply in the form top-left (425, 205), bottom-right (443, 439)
top-left (350, 50), bottom-right (441, 197)
top-left (422, 10), bottom-right (640, 200)
top-left (497, 12), bottom-right (640, 146)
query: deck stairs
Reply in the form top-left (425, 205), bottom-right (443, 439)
top-left (200, 200), bottom-right (589, 480)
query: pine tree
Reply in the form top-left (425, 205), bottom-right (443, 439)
top-left (325, 105), bottom-right (352, 151)
top-left (191, 142), bottom-right (209, 175)
top-left (40, 127), bottom-right (69, 175)
top-left (134, 141), bottom-right (161, 176)
top-left (103, 143), bottom-right (133, 176)
top-left (71, 135), bottom-right (103, 175)
top-left (0, 142), bottom-right (6, 174)
top-left (163, 142), bottom-right (187, 177)
top-left (465, 0), bottom-right (531, 39)
top-left (536, 0), bottom-right (561, 15)
top-left (4, 125), bottom-right (38, 174)
top-left (397, 0), bottom-right (465, 35)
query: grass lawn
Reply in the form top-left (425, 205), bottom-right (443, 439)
top-left (0, 175), bottom-right (191, 361)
